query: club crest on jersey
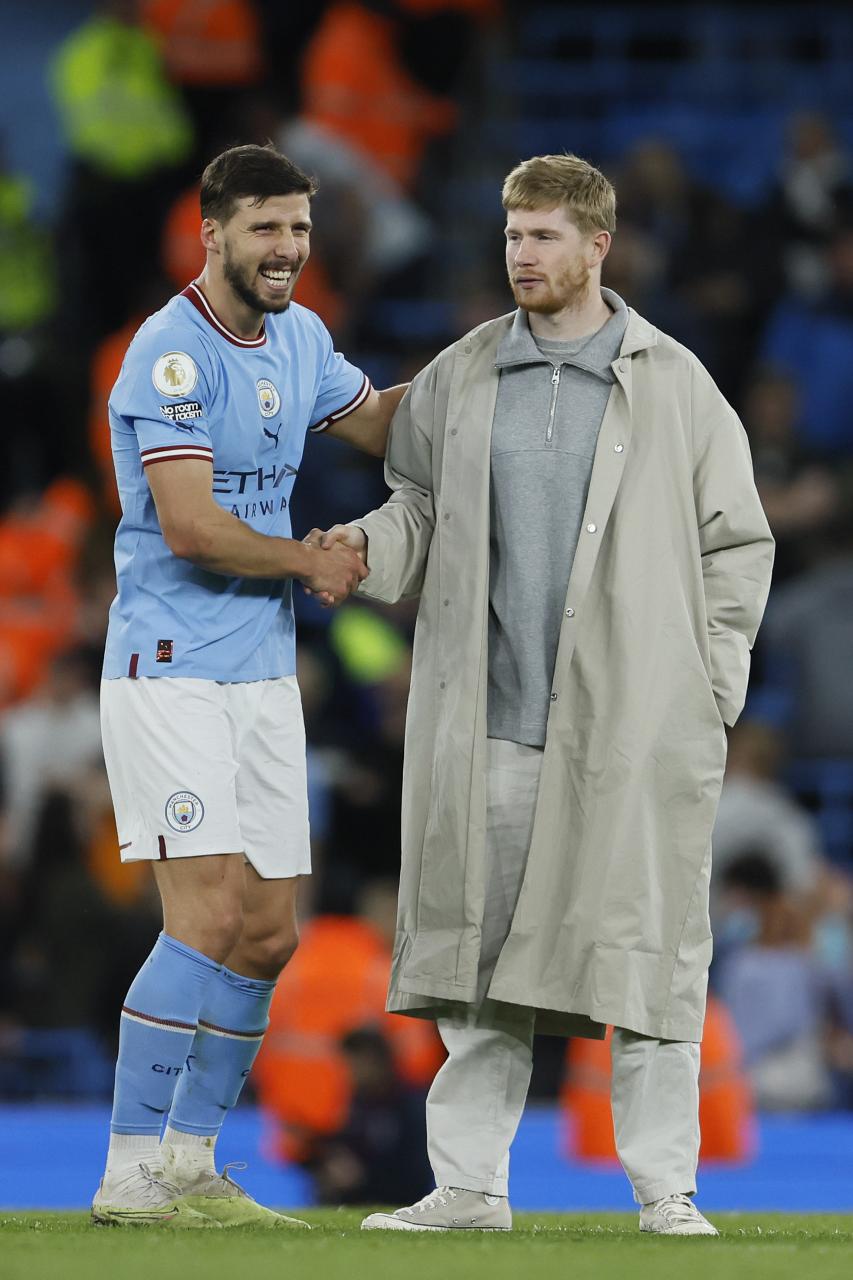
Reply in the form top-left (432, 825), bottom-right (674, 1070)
top-left (153, 352), bottom-right (198, 397)
top-left (257, 378), bottom-right (281, 419)
top-left (165, 790), bottom-right (204, 833)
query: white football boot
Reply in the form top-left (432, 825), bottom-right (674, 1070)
top-left (639, 1193), bottom-right (719, 1236)
top-left (92, 1161), bottom-right (220, 1227)
top-left (362, 1186), bottom-right (512, 1232)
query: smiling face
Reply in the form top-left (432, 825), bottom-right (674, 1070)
top-left (209, 193), bottom-right (312, 315)
top-left (505, 205), bottom-right (606, 315)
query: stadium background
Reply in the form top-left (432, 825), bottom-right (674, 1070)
top-left (0, 0), bottom-right (852, 1213)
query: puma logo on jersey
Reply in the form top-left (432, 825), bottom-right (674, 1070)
top-left (263, 423), bottom-right (281, 447)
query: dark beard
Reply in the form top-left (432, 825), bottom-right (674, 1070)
top-left (223, 253), bottom-right (293, 315)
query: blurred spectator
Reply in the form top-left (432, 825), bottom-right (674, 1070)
top-left (760, 471), bottom-right (853, 758)
top-left (763, 112), bottom-right (853, 301)
top-left (139, 0), bottom-right (265, 163)
top-left (0, 649), bottom-right (101, 873)
top-left (324, 612), bottom-right (413, 885)
top-left (712, 721), bottom-right (826, 910)
top-left (0, 479), bottom-right (95, 707)
top-left (4, 787), bottom-right (157, 1038)
top-left (600, 218), bottom-right (706, 359)
top-left (761, 224), bottom-right (853, 458)
top-left (614, 138), bottom-right (776, 399)
top-left (50, 1), bottom-right (192, 182)
top-left (277, 113), bottom-right (433, 326)
top-left (0, 164), bottom-right (56, 336)
top-left (717, 853), bottom-right (834, 1111)
top-left (49, 0), bottom-right (193, 342)
top-left (300, 0), bottom-right (457, 191)
top-left (742, 369), bottom-right (839, 580)
top-left (309, 1027), bottom-right (433, 1205)
top-left (253, 879), bottom-right (443, 1164)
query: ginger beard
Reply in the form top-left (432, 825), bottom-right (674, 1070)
top-left (508, 251), bottom-right (593, 315)
top-left (222, 236), bottom-right (304, 314)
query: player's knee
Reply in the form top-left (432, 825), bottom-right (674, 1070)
top-left (192, 902), bottom-right (245, 961)
top-left (243, 925), bottom-right (299, 979)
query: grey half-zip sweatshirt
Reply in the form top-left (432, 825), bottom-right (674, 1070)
top-left (487, 287), bottom-right (629, 746)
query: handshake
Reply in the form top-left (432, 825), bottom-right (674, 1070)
top-left (300, 524), bottom-right (368, 608)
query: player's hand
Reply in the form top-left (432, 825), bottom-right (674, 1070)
top-left (300, 539), bottom-right (368, 607)
top-left (306, 524), bottom-right (367, 560)
top-left (302, 526), bottom-right (368, 605)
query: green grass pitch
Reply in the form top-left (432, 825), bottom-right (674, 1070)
top-left (3, 1211), bottom-right (853, 1280)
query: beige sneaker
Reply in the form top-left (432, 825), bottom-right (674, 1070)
top-left (362, 1186), bottom-right (512, 1232)
top-left (92, 1161), bottom-right (220, 1228)
top-left (639, 1193), bottom-right (718, 1236)
top-left (173, 1164), bottom-right (310, 1229)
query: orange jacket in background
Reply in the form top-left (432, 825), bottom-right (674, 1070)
top-left (0, 479), bottom-right (95, 705)
top-left (252, 915), bottom-right (445, 1162)
top-left (302, 1), bottom-right (456, 190)
top-left (139, 0), bottom-right (264, 87)
top-left (561, 996), bottom-right (755, 1163)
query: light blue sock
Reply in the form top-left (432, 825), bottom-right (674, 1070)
top-left (110, 932), bottom-right (221, 1136)
top-left (166, 965), bottom-right (276, 1138)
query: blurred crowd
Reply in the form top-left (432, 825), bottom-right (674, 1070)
top-left (1, 0), bottom-right (852, 1199)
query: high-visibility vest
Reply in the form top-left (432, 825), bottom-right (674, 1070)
top-left (0, 480), bottom-right (94, 706)
top-left (50, 16), bottom-right (192, 179)
top-left (140, 0), bottom-right (264, 87)
top-left (252, 915), bottom-right (444, 1161)
top-left (560, 996), bottom-right (756, 1162)
top-left (302, 1), bottom-right (456, 190)
top-left (0, 176), bottom-right (55, 332)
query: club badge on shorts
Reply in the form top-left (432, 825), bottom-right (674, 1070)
top-left (153, 352), bottom-right (198, 397)
top-left (166, 790), bottom-right (204, 833)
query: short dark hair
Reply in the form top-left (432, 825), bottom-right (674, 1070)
top-left (200, 143), bottom-right (317, 224)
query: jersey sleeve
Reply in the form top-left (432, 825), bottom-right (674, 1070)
top-left (109, 324), bottom-right (217, 470)
top-left (307, 323), bottom-right (372, 434)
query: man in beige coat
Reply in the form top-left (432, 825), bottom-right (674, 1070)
top-left (311, 155), bottom-right (774, 1234)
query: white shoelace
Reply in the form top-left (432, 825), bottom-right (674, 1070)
top-left (124, 1162), bottom-right (184, 1208)
top-left (188, 1161), bottom-right (249, 1199)
top-left (400, 1186), bottom-right (458, 1216)
top-left (652, 1193), bottom-right (704, 1225)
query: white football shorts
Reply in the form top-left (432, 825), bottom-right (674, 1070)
top-left (100, 675), bottom-right (310, 879)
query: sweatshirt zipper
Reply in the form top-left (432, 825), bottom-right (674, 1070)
top-left (546, 364), bottom-right (561, 443)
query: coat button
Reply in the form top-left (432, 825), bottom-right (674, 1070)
top-left (565, 607), bottom-right (574, 617)
top-left (550, 692), bottom-right (558, 701)
top-left (614, 443), bottom-right (624, 453)
top-left (440, 681), bottom-right (446, 689)
top-left (443, 513), bottom-right (451, 521)
top-left (586, 522), bottom-right (597, 533)
top-left (443, 599), bottom-right (450, 606)
top-left (451, 428), bottom-right (458, 436)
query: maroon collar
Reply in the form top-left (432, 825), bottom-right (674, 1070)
top-left (181, 282), bottom-right (267, 347)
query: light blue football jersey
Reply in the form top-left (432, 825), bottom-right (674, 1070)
top-left (102, 282), bottom-right (370, 682)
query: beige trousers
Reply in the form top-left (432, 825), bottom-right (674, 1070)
top-left (426, 738), bottom-right (701, 1205)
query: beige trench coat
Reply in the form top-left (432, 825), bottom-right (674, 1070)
top-left (356, 307), bottom-right (774, 1043)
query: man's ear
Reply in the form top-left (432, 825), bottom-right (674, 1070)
top-left (201, 218), bottom-right (220, 254)
top-left (592, 229), bottom-right (612, 266)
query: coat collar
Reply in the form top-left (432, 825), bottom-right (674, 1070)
top-left (462, 292), bottom-right (659, 369)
